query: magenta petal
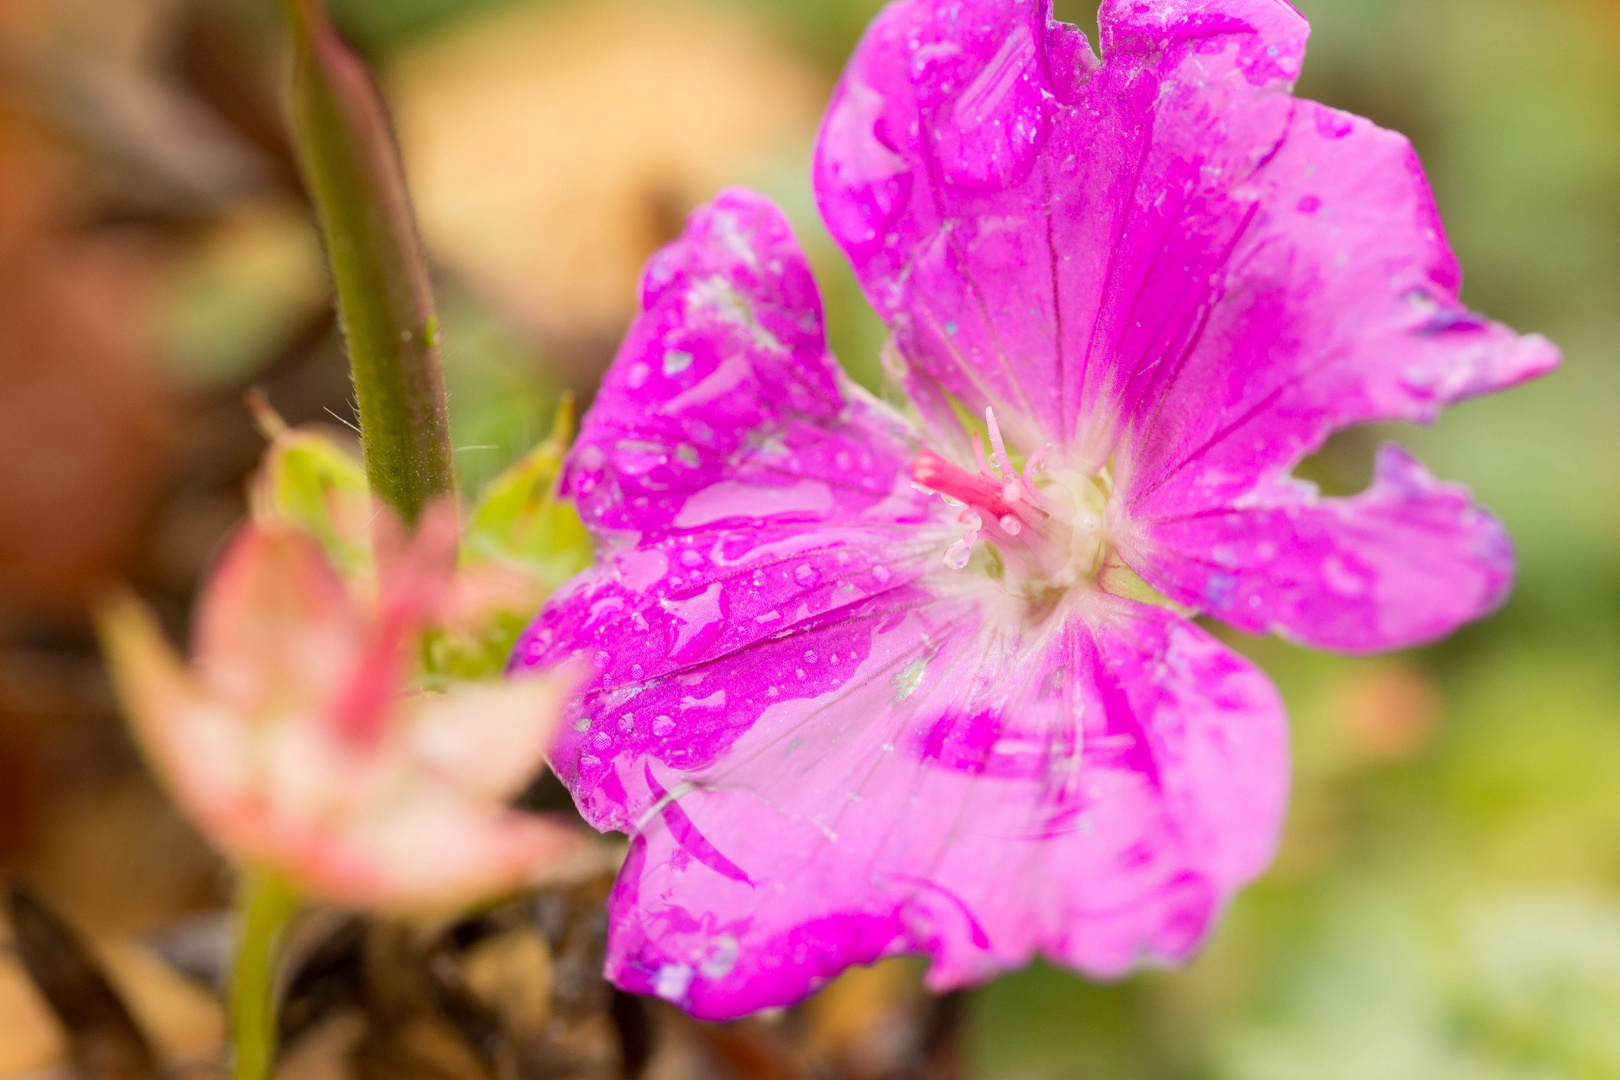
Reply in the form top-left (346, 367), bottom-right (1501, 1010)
top-left (1123, 444), bottom-right (1516, 652)
top-left (1114, 101), bottom-right (1558, 511)
top-left (1111, 102), bottom-right (1557, 650)
top-left (513, 187), bottom-right (951, 817)
top-left (564, 188), bottom-right (927, 540)
top-left (590, 593), bottom-right (1286, 1019)
top-left (516, 184), bottom-right (1287, 1019)
top-left (814, 0), bottom-right (1312, 456)
top-left (815, 0), bottom-right (1555, 651)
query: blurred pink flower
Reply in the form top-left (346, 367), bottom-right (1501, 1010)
top-left (102, 510), bottom-right (595, 912)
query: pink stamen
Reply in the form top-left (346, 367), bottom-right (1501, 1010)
top-left (985, 407), bottom-right (1012, 479)
top-left (971, 434), bottom-right (991, 477)
top-left (911, 448), bottom-right (1068, 576)
top-left (1023, 445), bottom-right (1050, 480)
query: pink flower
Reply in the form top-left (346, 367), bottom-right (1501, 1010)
top-left (102, 511), bottom-right (596, 913)
top-left (512, 0), bottom-right (1557, 1017)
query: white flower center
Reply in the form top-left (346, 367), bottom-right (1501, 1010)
top-left (911, 408), bottom-right (1112, 597)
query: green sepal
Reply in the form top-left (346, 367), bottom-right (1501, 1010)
top-left (464, 394), bottom-right (593, 588)
top-left (248, 395), bottom-right (374, 580)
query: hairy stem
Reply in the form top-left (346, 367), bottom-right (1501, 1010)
top-left (280, 0), bottom-right (455, 523)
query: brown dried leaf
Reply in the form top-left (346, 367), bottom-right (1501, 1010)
top-left (5, 882), bottom-right (159, 1080)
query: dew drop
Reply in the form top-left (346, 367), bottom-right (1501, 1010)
top-left (654, 963), bottom-right (693, 1002)
top-left (892, 657), bottom-right (928, 703)
top-left (1321, 554), bottom-right (1369, 598)
top-left (653, 715), bottom-right (676, 737)
top-left (619, 714), bottom-right (635, 732)
top-left (579, 754), bottom-right (603, 773)
top-left (572, 717), bottom-right (591, 733)
top-left (700, 935), bottom-right (740, 978)
top-left (793, 564), bottom-right (819, 587)
top-left (631, 663), bottom-right (645, 680)
top-left (944, 539), bottom-right (972, 569)
top-left (999, 514), bottom-right (1023, 536)
top-left (803, 650), bottom-right (818, 664)
top-left (663, 349), bottom-right (694, 376)
top-left (767, 686), bottom-right (779, 697)
top-left (592, 731), bottom-right (613, 751)
top-left (680, 550), bottom-right (704, 568)
top-left (592, 650), bottom-right (612, 669)
top-left (872, 565), bottom-right (893, 584)
top-left (796, 668), bottom-right (807, 680)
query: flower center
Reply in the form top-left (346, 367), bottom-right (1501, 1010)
top-left (911, 409), bottom-right (1110, 594)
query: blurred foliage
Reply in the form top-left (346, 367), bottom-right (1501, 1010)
top-left (3, 0), bottom-right (1617, 1075)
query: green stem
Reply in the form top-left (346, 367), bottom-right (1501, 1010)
top-left (280, 0), bottom-right (455, 524)
top-left (229, 870), bottom-right (301, 1080)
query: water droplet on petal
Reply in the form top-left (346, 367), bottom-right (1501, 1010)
top-left (999, 514), bottom-right (1023, 536)
top-left (930, 22), bottom-right (1048, 190)
top-left (592, 650), bottom-right (612, 669)
top-left (803, 650), bottom-right (817, 664)
top-left (701, 935), bottom-right (740, 978)
top-left (872, 565), bottom-right (892, 584)
top-left (652, 715), bottom-right (675, 737)
top-left (572, 717), bottom-right (591, 733)
top-left (619, 714), bottom-right (635, 732)
top-left (892, 657), bottom-right (928, 703)
top-left (592, 731), bottom-right (613, 751)
top-left (680, 550), bottom-right (704, 568)
top-left (945, 539), bottom-right (972, 569)
top-left (654, 963), bottom-right (694, 1002)
top-left (579, 754), bottom-right (603, 773)
top-left (794, 564), bottom-right (819, 587)
top-left (818, 82), bottom-right (914, 248)
top-left (1321, 554), bottom-right (1370, 597)
top-left (631, 663), bottom-right (645, 680)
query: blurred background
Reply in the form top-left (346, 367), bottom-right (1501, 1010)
top-left (0, 0), bottom-right (1617, 1076)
